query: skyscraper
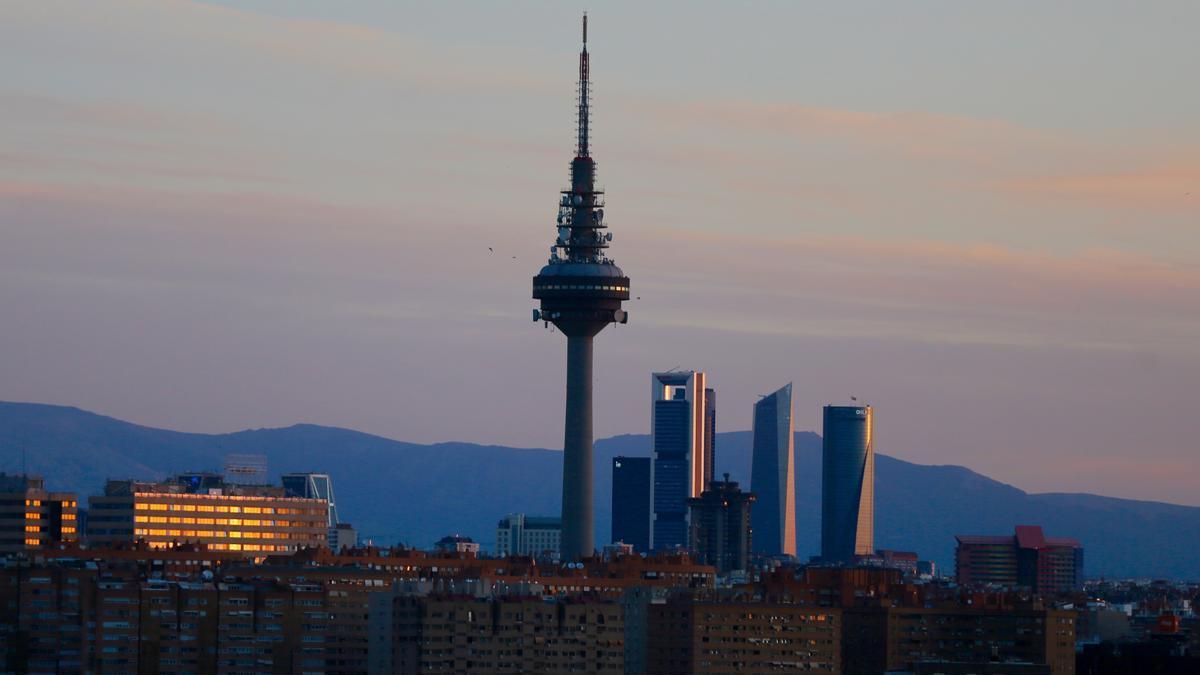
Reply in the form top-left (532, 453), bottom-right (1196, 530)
top-left (611, 456), bottom-right (651, 553)
top-left (650, 371), bottom-right (714, 551)
top-left (688, 475), bottom-right (755, 574)
top-left (750, 383), bottom-right (796, 557)
top-left (531, 15), bottom-right (630, 561)
top-left (821, 405), bottom-right (874, 564)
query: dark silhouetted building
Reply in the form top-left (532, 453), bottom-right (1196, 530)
top-left (750, 383), bottom-right (796, 557)
top-left (688, 476), bottom-right (754, 574)
top-left (0, 473), bottom-right (77, 554)
top-left (956, 525), bottom-right (1083, 593)
top-left (651, 370), bottom-right (714, 551)
top-left (611, 456), bottom-right (651, 553)
top-left (530, 14), bottom-right (631, 561)
top-left (821, 404), bottom-right (874, 563)
top-left (647, 595), bottom-right (841, 673)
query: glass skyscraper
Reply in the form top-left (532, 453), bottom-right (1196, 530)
top-left (750, 383), bottom-right (796, 557)
top-left (650, 371), bottom-right (714, 551)
top-left (820, 405), bottom-right (874, 563)
top-left (611, 456), bottom-right (651, 553)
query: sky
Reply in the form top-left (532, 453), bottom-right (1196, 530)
top-left (2, 1), bottom-right (1198, 505)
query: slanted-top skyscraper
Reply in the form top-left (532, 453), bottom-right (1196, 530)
top-left (531, 15), bottom-right (630, 561)
top-left (821, 404), bottom-right (875, 563)
top-left (750, 383), bottom-right (796, 557)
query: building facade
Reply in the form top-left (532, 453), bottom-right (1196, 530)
top-left (282, 472), bottom-right (343, 545)
top-left (687, 477), bottom-right (755, 574)
top-left (611, 456), bottom-right (651, 553)
top-left (821, 405), bottom-right (874, 563)
top-left (650, 371), bottom-right (714, 551)
top-left (0, 473), bottom-right (78, 554)
top-left (495, 513), bottom-right (562, 560)
top-left (750, 383), bottom-right (796, 557)
top-left (87, 474), bottom-right (328, 553)
top-left (647, 596), bottom-right (841, 673)
top-left (956, 525), bottom-right (1083, 593)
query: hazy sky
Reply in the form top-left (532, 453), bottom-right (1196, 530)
top-left (3, 1), bottom-right (1198, 505)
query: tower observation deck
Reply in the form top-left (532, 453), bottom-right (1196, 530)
top-left (532, 14), bottom-right (630, 561)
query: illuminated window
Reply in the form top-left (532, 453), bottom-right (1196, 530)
top-left (168, 517), bottom-right (181, 524)
top-left (197, 518), bottom-right (215, 525)
top-left (149, 516), bottom-right (168, 524)
top-left (216, 506), bottom-right (230, 513)
top-left (197, 505), bottom-right (215, 513)
top-left (197, 531), bottom-right (214, 538)
top-left (182, 504), bottom-right (196, 512)
top-left (181, 517), bottom-right (196, 524)
top-left (243, 544), bottom-right (261, 551)
top-left (229, 531), bottom-right (243, 539)
top-left (168, 530), bottom-right (181, 537)
top-left (61, 526), bottom-right (76, 534)
top-left (149, 529), bottom-right (167, 536)
top-left (229, 506), bottom-right (241, 514)
top-left (25, 512), bottom-right (39, 520)
top-left (148, 503), bottom-right (168, 511)
top-left (243, 507), bottom-right (261, 514)
top-left (227, 519), bottom-right (242, 526)
top-left (25, 538), bottom-right (40, 546)
top-left (62, 513), bottom-right (76, 521)
top-left (243, 519), bottom-right (260, 527)
top-left (25, 525), bottom-right (40, 533)
top-left (135, 528), bottom-right (148, 536)
top-left (181, 529), bottom-right (196, 537)
top-left (229, 543), bottom-right (243, 551)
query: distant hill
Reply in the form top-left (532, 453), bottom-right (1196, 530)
top-left (1, 401), bottom-right (1197, 579)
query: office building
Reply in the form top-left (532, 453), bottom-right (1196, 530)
top-left (650, 370), bottom-right (714, 551)
top-left (530, 15), bottom-right (632, 561)
top-left (750, 382), bottom-right (796, 557)
top-left (281, 472), bottom-right (342, 543)
top-left (0, 473), bottom-right (78, 553)
top-left (687, 476), bottom-right (755, 574)
top-left (496, 513), bottom-right (562, 559)
top-left (611, 456), bottom-right (651, 553)
top-left (956, 525), bottom-right (1083, 593)
top-left (86, 473), bottom-right (328, 553)
top-left (821, 404), bottom-right (874, 563)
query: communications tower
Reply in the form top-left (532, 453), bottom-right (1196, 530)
top-left (532, 14), bottom-right (630, 561)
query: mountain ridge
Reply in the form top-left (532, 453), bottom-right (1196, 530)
top-left (1, 400), bottom-right (1196, 579)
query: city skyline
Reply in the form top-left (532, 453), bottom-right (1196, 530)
top-left (3, 2), bottom-right (1200, 507)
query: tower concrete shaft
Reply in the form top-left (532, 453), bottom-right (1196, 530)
top-left (531, 14), bottom-right (630, 561)
top-left (561, 334), bottom-right (594, 558)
